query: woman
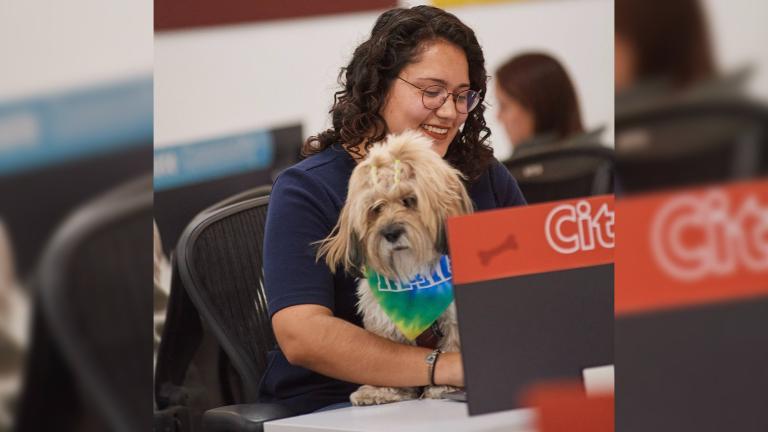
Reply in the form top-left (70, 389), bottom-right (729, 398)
top-left (495, 52), bottom-right (585, 156)
top-left (615, 0), bottom-right (716, 96)
top-left (261, 6), bottom-right (526, 414)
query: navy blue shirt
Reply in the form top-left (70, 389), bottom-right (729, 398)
top-left (259, 144), bottom-right (526, 414)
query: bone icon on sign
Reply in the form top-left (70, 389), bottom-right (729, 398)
top-left (478, 234), bottom-right (518, 266)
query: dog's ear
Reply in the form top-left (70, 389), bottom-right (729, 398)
top-left (316, 202), bottom-right (365, 275)
top-left (349, 230), bottom-right (364, 275)
top-left (435, 221), bottom-right (449, 256)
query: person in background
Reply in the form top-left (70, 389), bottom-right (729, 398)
top-left (494, 52), bottom-right (591, 158)
top-left (0, 219), bottom-right (29, 429)
top-left (615, 0), bottom-right (718, 108)
top-left (153, 221), bottom-right (171, 370)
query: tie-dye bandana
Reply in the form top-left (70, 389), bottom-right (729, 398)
top-left (364, 255), bottom-right (454, 341)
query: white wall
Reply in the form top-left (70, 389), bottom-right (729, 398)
top-left (0, 0), bottom-right (152, 101)
top-left (703, 0), bottom-right (768, 100)
top-left (155, 0), bottom-right (614, 161)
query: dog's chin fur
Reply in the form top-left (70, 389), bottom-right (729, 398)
top-left (316, 130), bottom-right (474, 405)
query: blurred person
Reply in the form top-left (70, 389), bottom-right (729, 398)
top-left (262, 5), bottom-right (526, 415)
top-left (153, 221), bottom-right (171, 370)
top-left (0, 219), bottom-right (29, 429)
top-left (494, 52), bottom-right (591, 157)
top-left (615, 0), bottom-right (718, 103)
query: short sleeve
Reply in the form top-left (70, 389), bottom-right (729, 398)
top-left (263, 168), bottom-right (338, 317)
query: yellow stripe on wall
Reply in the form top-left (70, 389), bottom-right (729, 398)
top-left (431, 0), bottom-right (528, 8)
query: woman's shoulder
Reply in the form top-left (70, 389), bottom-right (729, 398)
top-left (469, 157), bottom-right (526, 209)
top-left (271, 144), bottom-right (355, 207)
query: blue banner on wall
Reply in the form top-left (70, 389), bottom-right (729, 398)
top-left (153, 130), bottom-right (275, 191)
top-left (0, 77), bottom-right (153, 177)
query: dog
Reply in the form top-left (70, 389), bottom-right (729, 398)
top-left (317, 130), bottom-right (474, 405)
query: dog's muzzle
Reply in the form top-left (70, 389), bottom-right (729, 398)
top-left (380, 223), bottom-right (405, 244)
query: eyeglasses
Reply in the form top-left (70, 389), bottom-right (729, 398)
top-left (397, 77), bottom-right (481, 114)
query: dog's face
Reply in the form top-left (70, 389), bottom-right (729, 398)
top-left (318, 131), bottom-right (473, 281)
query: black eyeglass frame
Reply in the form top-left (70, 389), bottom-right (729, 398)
top-left (396, 76), bottom-right (481, 114)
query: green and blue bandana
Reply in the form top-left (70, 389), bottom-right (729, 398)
top-left (364, 255), bottom-right (454, 341)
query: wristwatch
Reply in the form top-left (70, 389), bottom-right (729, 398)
top-left (425, 349), bottom-right (443, 386)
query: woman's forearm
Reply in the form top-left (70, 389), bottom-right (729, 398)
top-left (273, 304), bottom-right (463, 387)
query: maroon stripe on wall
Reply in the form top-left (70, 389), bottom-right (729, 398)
top-left (156, 0), bottom-right (398, 31)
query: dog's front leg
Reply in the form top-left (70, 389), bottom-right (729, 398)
top-left (421, 384), bottom-right (461, 400)
top-left (350, 385), bottom-right (420, 406)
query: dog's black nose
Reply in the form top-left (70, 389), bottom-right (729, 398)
top-left (380, 224), bottom-right (405, 243)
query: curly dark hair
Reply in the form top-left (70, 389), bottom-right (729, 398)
top-left (303, 5), bottom-right (493, 181)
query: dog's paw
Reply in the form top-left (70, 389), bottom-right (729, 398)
top-left (421, 385), bottom-right (460, 400)
top-left (350, 385), bottom-right (420, 406)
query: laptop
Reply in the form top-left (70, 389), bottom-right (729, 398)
top-left (446, 195), bottom-right (615, 415)
top-left (615, 180), bottom-right (768, 431)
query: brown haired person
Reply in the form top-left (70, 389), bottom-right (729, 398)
top-left (495, 52), bottom-right (600, 158)
top-left (615, 0), bottom-right (724, 111)
top-left (261, 6), bottom-right (526, 415)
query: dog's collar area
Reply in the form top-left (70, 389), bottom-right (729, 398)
top-left (415, 322), bottom-right (444, 349)
top-left (364, 255), bottom-right (454, 342)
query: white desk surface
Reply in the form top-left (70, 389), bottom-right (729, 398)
top-left (265, 399), bottom-right (535, 432)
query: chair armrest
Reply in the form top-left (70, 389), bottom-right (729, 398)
top-left (203, 403), bottom-right (294, 432)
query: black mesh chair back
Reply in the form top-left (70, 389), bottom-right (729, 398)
top-left (175, 194), bottom-right (274, 404)
top-left (15, 174), bottom-right (153, 432)
top-left (203, 185), bottom-right (271, 214)
top-left (615, 99), bottom-right (768, 194)
top-left (504, 144), bottom-right (615, 204)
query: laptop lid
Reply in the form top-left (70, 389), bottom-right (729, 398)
top-left (615, 179), bottom-right (768, 431)
top-left (447, 195), bottom-right (615, 416)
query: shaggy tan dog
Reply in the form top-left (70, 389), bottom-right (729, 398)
top-left (317, 130), bottom-right (473, 405)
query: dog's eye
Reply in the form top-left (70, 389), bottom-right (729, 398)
top-left (403, 196), bottom-right (417, 209)
top-left (370, 203), bottom-right (384, 215)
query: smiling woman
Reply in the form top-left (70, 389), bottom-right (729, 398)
top-left (261, 5), bottom-right (526, 415)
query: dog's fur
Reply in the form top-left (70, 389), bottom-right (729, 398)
top-left (317, 131), bottom-right (473, 405)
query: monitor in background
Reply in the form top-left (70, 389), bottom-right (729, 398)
top-left (153, 124), bottom-right (302, 253)
top-left (0, 77), bottom-right (153, 278)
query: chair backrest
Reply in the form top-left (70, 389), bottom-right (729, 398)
top-left (175, 194), bottom-right (274, 403)
top-left (504, 144), bottom-right (615, 204)
top-left (615, 99), bottom-right (768, 194)
top-left (203, 185), bottom-right (271, 214)
top-left (15, 174), bottom-right (153, 432)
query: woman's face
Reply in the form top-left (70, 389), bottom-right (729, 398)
top-left (615, 33), bottom-right (637, 93)
top-left (379, 39), bottom-right (470, 157)
top-left (494, 82), bottom-right (535, 148)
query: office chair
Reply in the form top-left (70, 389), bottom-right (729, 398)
top-left (154, 186), bottom-right (273, 431)
top-left (14, 174), bottom-right (153, 432)
top-left (615, 98), bottom-right (768, 194)
top-left (204, 185), bottom-right (272, 213)
top-left (155, 188), bottom-right (292, 432)
top-left (504, 144), bottom-right (615, 204)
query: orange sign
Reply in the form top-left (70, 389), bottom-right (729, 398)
top-left (615, 179), bottom-right (768, 316)
top-left (447, 195), bottom-right (614, 285)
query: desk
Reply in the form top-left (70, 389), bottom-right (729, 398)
top-left (265, 399), bottom-right (535, 432)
